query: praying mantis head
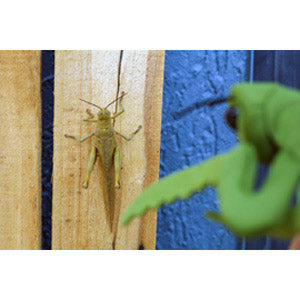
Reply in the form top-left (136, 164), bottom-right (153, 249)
top-left (226, 82), bottom-right (279, 164)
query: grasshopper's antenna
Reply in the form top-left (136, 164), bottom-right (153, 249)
top-left (79, 98), bottom-right (102, 109)
top-left (105, 92), bottom-right (127, 109)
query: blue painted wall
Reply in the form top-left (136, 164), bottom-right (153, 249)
top-left (157, 50), bottom-right (250, 249)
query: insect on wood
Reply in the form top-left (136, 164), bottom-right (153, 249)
top-left (65, 91), bottom-right (142, 233)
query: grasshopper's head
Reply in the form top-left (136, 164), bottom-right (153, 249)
top-left (79, 93), bottom-right (126, 122)
top-left (226, 82), bottom-right (279, 164)
top-left (97, 108), bottom-right (111, 120)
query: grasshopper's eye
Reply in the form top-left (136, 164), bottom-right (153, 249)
top-left (225, 106), bottom-right (238, 130)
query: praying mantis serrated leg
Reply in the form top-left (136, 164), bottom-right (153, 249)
top-left (122, 153), bottom-right (229, 225)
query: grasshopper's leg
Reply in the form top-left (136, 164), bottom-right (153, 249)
top-left (64, 132), bottom-right (94, 142)
top-left (112, 103), bottom-right (125, 119)
top-left (83, 109), bottom-right (97, 121)
top-left (86, 108), bottom-right (94, 119)
top-left (112, 103), bottom-right (124, 119)
top-left (83, 146), bottom-right (97, 189)
top-left (112, 92), bottom-right (126, 119)
top-left (114, 146), bottom-right (122, 189)
top-left (83, 119), bottom-right (97, 122)
top-left (115, 126), bottom-right (142, 141)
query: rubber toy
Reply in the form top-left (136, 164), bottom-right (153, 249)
top-left (122, 82), bottom-right (300, 239)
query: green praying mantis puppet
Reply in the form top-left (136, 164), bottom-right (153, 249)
top-left (122, 82), bottom-right (300, 239)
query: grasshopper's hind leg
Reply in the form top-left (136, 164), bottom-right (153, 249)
top-left (83, 146), bottom-right (97, 189)
top-left (114, 146), bottom-right (122, 189)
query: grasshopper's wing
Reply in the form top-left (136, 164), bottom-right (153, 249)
top-left (122, 154), bottom-right (228, 225)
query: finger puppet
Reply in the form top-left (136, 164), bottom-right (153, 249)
top-left (122, 82), bottom-right (300, 239)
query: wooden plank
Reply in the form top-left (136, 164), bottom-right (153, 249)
top-left (52, 50), bottom-right (164, 249)
top-left (0, 50), bottom-right (42, 249)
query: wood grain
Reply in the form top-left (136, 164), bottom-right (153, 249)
top-left (0, 50), bottom-right (41, 249)
top-left (52, 50), bottom-right (164, 249)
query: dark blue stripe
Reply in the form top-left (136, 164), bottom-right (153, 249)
top-left (246, 50), bottom-right (300, 250)
top-left (41, 50), bottom-right (54, 250)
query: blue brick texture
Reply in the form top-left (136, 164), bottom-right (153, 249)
top-left (157, 50), bottom-right (251, 249)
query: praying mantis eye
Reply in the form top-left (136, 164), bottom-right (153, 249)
top-left (225, 106), bottom-right (238, 130)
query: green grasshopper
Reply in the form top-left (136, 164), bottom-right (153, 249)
top-left (65, 92), bottom-right (142, 231)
